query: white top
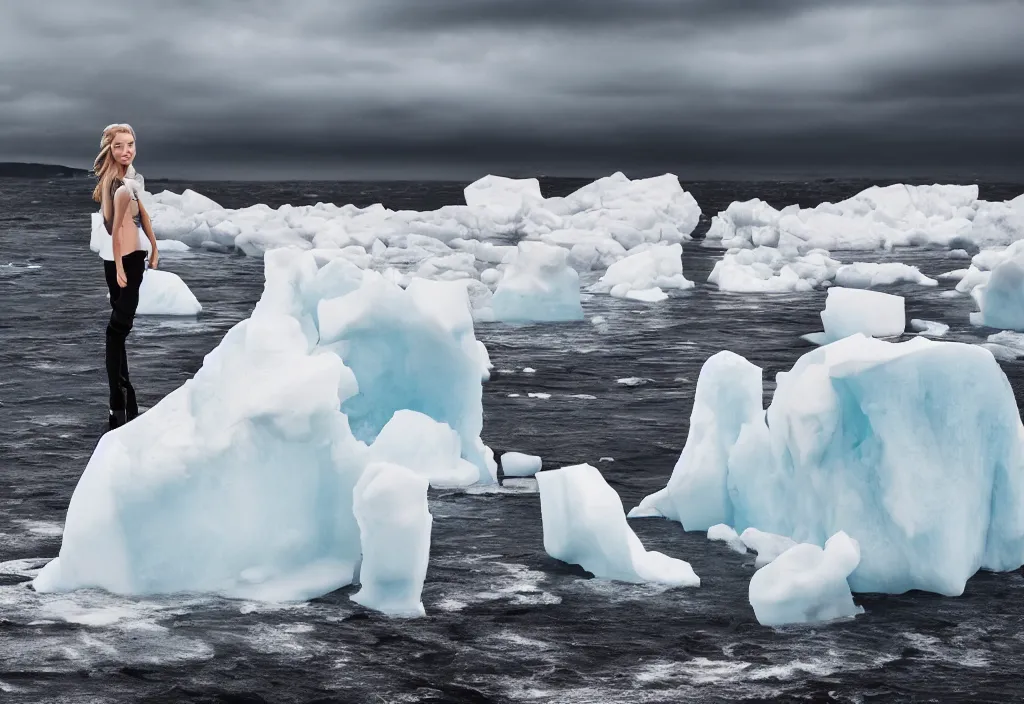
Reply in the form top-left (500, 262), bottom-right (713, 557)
top-left (95, 166), bottom-right (150, 261)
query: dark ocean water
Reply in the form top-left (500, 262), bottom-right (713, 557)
top-left (2, 176), bottom-right (1024, 704)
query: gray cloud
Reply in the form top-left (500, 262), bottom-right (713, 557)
top-left (0, 0), bottom-right (1021, 180)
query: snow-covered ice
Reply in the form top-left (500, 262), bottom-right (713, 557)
top-left (704, 185), bottom-right (1023, 252)
top-left (537, 464), bottom-right (700, 587)
top-left (135, 173), bottom-right (701, 301)
top-left (589, 243), bottom-right (694, 299)
top-left (708, 247), bottom-right (840, 293)
top-left (490, 241), bottom-right (583, 322)
top-left (833, 263), bottom-right (937, 289)
top-left (707, 524), bottom-right (747, 555)
top-left (805, 287), bottom-right (905, 345)
top-left (350, 462), bottom-right (432, 618)
top-left (501, 452), bottom-right (543, 478)
top-left (749, 531), bottom-right (864, 626)
top-left (33, 247), bottom-right (496, 601)
top-left (632, 334), bottom-right (1024, 596)
top-left (136, 269), bottom-right (202, 316)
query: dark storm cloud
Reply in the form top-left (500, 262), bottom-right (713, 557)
top-left (0, 0), bottom-right (1021, 180)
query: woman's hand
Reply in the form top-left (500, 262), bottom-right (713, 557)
top-left (149, 248), bottom-right (159, 270)
top-left (116, 265), bottom-right (127, 288)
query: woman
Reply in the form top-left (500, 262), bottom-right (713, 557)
top-left (91, 123), bottom-right (159, 429)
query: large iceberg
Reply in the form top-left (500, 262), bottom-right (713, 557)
top-left (33, 247), bottom-right (496, 601)
top-left (490, 241), bottom-right (583, 322)
top-left (632, 335), bottom-right (1024, 596)
top-left (537, 464), bottom-right (700, 587)
top-left (749, 531), bottom-right (864, 626)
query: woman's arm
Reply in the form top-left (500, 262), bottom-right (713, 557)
top-left (138, 200), bottom-right (159, 269)
top-left (111, 187), bottom-right (131, 287)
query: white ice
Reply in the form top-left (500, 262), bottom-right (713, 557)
top-left (806, 287), bottom-right (905, 345)
top-left (626, 351), bottom-right (763, 530)
top-left (910, 319), bottom-right (949, 337)
top-left (589, 243), bottom-right (694, 299)
top-left (704, 185), bottom-right (1023, 252)
top-left (33, 247), bottom-right (496, 601)
top-left (350, 462), bottom-right (432, 618)
top-left (501, 451), bottom-right (543, 477)
top-left (537, 464), bottom-right (700, 587)
top-left (968, 244), bottom-right (1024, 331)
top-left (490, 241), bottom-right (583, 322)
top-left (635, 334), bottom-right (1024, 596)
top-left (833, 263), bottom-right (938, 289)
top-left (136, 269), bottom-right (202, 316)
top-left (740, 528), bottom-right (798, 569)
top-left (748, 531), bottom-right (864, 626)
top-left (707, 524), bottom-right (747, 554)
top-left (708, 247), bottom-right (840, 293)
top-left (135, 173), bottom-right (701, 311)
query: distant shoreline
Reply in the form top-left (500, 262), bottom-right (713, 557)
top-left (0, 162), bottom-right (91, 179)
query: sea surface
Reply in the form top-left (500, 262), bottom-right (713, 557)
top-left (2, 176), bottom-right (1024, 703)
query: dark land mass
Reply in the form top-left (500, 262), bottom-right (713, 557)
top-left (0, 162), bottom-right (90, 178)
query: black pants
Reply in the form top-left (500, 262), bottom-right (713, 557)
top-left (103, 251), bottom-right (146, 413)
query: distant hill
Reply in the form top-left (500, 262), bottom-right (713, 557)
top-left (0, 162), bottom-right (91, 178)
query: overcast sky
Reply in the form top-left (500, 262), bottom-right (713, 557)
top-left (2, 0), bottom-right (1022, 180)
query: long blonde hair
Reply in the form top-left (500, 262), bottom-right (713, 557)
top-left (91, 123), bottom-right (136, 203)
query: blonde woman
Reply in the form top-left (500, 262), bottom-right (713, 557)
top-left (92, 123), bottom-right (159, 429)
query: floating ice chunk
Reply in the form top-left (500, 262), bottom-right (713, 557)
top-left (938, 268), bottom-right (970, 280)
top-left (590, 243), bottom-right (694, 298)
top-left (350, 462), bottom-right (432, 618)
top-left (740, 528), bottom-right (798, 568)
top-left (463, 175), bottom-right (542, 216)
top-left (368, 410), bottom-right (480, 488)
top-left (501, 452), bottom-right (543, 477)
top-left (748, 531), bottom-right (864, 626)
top-left (136, 269), bottom-right (202, 316)
top-left (156, 239), bottom-right (190, 252)
top-left (625, 287), bottom-right (668, 302)
top-left (833, 263), bottom-right (938, 289)
top-left (491, 241), bottom-right (583, 322)
top-left (983, 331), bottom-right (1024, 360)
top-left (533, 172), bottom-right (701, 249)
top-left (537, 464), bottom-right (700, 587)
top-left (707, 524), bottom-right (747, 554)
top-left (628, 351), bottom-right (762, 530)
top-left (910, 319), bottom-right (949, 337)
top-left (33, 248), bottom-right (495, 601)
top-left (970, 252), bottom-right (1024, 331)
top-left (811, 287), bottom-right (905, 344)
top-left (704, 185), bottom-right (989, 252)
top-left (708, 246), bottom-right (840, 292)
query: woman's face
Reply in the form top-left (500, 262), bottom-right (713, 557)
top-left (111, 131), bottom-right (135, 168)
